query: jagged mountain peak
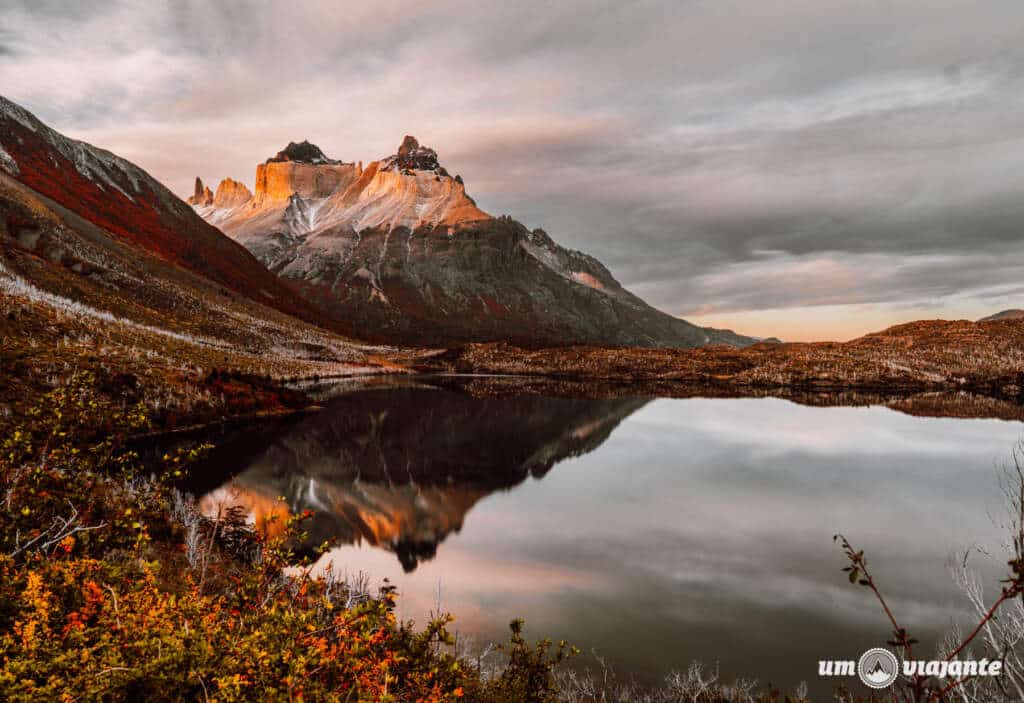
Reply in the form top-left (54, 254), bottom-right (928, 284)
top-left (213, 177), bottom-right (252, 208)
top-left (188, 176), bottom-right (214, 206)
top-left (192, 131), bottom-right (491, 232)
top-left (266, 140), bottom-right (340, 165)
top-left (382, 135), bottom-right (443, 173)
top-left (182, 129), bottom-right (753, 348)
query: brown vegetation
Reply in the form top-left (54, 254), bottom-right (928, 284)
top-left (425, 318), bottom-right (1024, 404)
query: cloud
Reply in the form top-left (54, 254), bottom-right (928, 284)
top-left (3, 0), bottom-right (1024, 338)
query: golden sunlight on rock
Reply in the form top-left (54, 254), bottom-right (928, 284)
top-left (196, 136), bottom-right (491, 238)
top-left (254, 161), bottom-right (359, 201)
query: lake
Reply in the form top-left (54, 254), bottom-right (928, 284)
top-left (196, 380), bottom-right (1024, 697)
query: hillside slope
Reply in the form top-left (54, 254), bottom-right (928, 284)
top-left (0, 98), bottom-right (402, 425)
top-left (426, 318), bottom-right (1024, 404)
top-left (980, 309), bottom-right (1024, 322)
top-left (0, 96), bottom-right (327, 328)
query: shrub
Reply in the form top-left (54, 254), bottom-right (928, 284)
top-left (0, 373), bottom-right (819, 702)
top-left (0, 373), bottom-right (473, 701)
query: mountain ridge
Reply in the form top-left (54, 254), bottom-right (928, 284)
top-left (190, 137), bottom-right (756, 349)
top-left (2, 96), bottom-right (1022, 426)
top-left (0, 96), bottom-right (333, 331)
top-left (0, 95), bottom-right (400, 427)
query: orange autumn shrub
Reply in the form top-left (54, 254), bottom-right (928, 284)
top-left (0, 554), bottom-right (465, 701)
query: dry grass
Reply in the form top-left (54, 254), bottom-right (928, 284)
top-left (430, 318), bottom-right (1024, 404)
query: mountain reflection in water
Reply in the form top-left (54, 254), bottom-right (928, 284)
top-left (199, 385), bottom-right (647, 571)
top-left (195, 384), bottom-right (1024, 696)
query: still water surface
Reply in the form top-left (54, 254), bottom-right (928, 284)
top-left (198, 383), bottom-right (1023, 695)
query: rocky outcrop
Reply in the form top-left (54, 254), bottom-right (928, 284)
top-left (267, 140), bottom-right (340, 165)
top-left (254, 160), bottom-right (359, 201)
top-left (212, 178), bottom-right (252, 209)
top-left (187, 177), bottom-right (213, 206)
top-left (189, 136), bottom-right (756, 349)
top-left (382, 135), bottom-right (442, 173)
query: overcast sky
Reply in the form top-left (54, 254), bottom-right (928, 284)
top-left (3, 0), bottom-right (1024, 340)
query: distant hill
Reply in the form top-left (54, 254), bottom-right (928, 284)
top-left (426, 317), bottom-right (1024, 406)
top-left (979, 309), bottom-right (1024, 322)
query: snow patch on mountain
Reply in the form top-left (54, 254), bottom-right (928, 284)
top-left (516, 235), bottom-right (626, 299)
top-left (303, 198), bottom-right (328, 231)
top-left (65, 143), bottom-right (138, 201)
top-left (0, 143), bottom-right (19, 175)
top-left (192, 203), bottom-right (221, 222)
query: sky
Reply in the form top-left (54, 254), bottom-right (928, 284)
top-left (2, 0), bottom-right (1024, 341)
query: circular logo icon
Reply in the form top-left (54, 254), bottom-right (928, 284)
top-left (858, 648), bottom-right (899, 689)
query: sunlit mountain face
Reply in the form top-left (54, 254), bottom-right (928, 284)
top-left (197, 383), bottom-right (648, 571)
top-left (187, 136), bottom-right (755, 349)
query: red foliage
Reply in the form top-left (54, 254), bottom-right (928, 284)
top-left (1, 112), bottom-right (327, 329)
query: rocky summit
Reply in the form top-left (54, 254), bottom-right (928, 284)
top-left (188, 137), bottom-right (755, 348)
top-left (382, 135), bottom-right (443, 173)
top-left (267, 140), bottom-right (340, 165)
top-left (212, 177), bottom-right (252, 209)
top-left (187, 176), bottom-right (214, 206)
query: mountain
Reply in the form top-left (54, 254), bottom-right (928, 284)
top-left (0, 96), bottom-right (389, 423)
top-left (979, 309), bottom-right (1024, 322)
top-left (0, 96), bottom-right (330, 327)
top-left (190, 137), bottom-right (755, 348)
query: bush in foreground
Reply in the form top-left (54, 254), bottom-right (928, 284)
top-left (0, 373), bottom-right (590, 702)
